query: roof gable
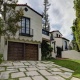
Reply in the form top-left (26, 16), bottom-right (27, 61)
top-left (50, 30), bottom-right (62, 36)
top-left (5, 4), bottom-right (43, 17)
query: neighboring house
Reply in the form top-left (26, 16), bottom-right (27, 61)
top-left (0, 4), bottom-right (42, 61)
top-left (50, 30), bottom-right (69, 58)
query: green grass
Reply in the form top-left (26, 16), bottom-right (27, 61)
top-left (51, 59), bottom-right (80, 78)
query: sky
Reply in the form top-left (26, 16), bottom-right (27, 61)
top-left (18, 0), bottom-right (76, 41)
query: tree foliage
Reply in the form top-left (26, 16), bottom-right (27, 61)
top-left (0, 0), bottom-right (23, 37)
top-left (41, 41), bottom-right (53, 60)
top-left (72, 0), bottom-right (80, 51)
top-left (42, 0), bottom-right (51, 31)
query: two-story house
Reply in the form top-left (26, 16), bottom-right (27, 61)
top-left (50, 30), bottom-right (69, 58)
top-left (0, 4), bottom-right (70, 60)
top-left (0, 4), bottom-right (42, 61)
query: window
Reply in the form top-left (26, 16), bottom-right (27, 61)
top-left (20, 17), bottom-right (30, 34)
top-left (19, 17), bottom-right (33, 36)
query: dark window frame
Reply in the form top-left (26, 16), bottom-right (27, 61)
top-left (19, 16), bottom-right (33, 37)
top-left (21, 16), bottom-right (30, 34)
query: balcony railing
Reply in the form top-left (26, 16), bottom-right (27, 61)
top-left (19, 27), bottom-right (33, 37)
top-left (42, 29), bottom-right (49, 36)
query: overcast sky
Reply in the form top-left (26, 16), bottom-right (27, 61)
top-left (18, 0), bottom-right (76, 41)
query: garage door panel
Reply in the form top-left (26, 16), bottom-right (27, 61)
top-left (8, 42), bottom-right (24, 60)
top-left (25, 44), bottom-right (38, 60)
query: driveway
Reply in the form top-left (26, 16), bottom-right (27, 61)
top-left (0, 61), bottom-right (79, 80)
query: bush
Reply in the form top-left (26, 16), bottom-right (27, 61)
top-left (0, 54), bottom-right (3, 64)
top-left (41, 41), bottom-right (53, 60)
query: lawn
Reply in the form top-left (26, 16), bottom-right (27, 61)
top-left (51, 59), bottom-right (80, 78)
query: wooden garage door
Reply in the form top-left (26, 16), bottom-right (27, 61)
top-left (8, 42), bottom-right (24, 60)
top-left (8, 42), bottom-right (38, 60)
top-left (25, 44), bottom-right (38, 60)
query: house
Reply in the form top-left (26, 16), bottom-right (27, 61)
top-left (0, 4), bottom-right (43, 61)
top-left (50, 30), bottom-right (69, 58)
top-left (0, 4), bottom-right (70, 60)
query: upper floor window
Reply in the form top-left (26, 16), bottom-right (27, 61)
top-left (19, 17), bottom-right (33, 37)
top-left (20, 17), bottom-right (30, 34)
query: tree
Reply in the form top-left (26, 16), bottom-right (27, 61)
top-left (41, 41), bottom-right (53, 60)
top-left (42, 0), bottom-right (51, 31)
top-left (71, 0), bottom-right (80, 51)
top-left (0, 0), bottom-right (23, 37)
top-left (0, 0), bottom-right (23, 55)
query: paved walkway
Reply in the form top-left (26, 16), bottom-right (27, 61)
top-left (0, 61), bottom-right (79, 80)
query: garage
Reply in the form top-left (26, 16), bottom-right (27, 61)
top-left (8, 41), bottom-right (38, 60)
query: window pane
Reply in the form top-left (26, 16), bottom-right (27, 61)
top-left (22, 27), bottom-right (25, 33)
top-left (26, 19), bottom-right (29, 25)
top-left (26, 27), bottom-right (29, 34)
top-left (22, 18), bottom-right (25, 28)
top-left (22, 18), bottom-right (25, 24)
top-left (22, 23), bottom-right (25, 28)
top-left (26, 24), bottom-right (29, 28)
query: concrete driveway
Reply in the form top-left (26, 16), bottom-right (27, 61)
top-left (0, 61), bottom-right (78, 80)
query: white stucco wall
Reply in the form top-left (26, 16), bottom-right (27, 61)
top-left (54, 38), bottom-right (62, 48)
top-left (38, 44), bottom-right (41, 61)
top-left (0, 36), bottom-right (5, 54)
top-left (52, 32), bottom-right (62, 38)
top-left (62, 50), bottom-right (80, 60)
top-left (52, 52), bottom-right (57, 58)
top-left (42, 34), bottom-right (50, 41)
